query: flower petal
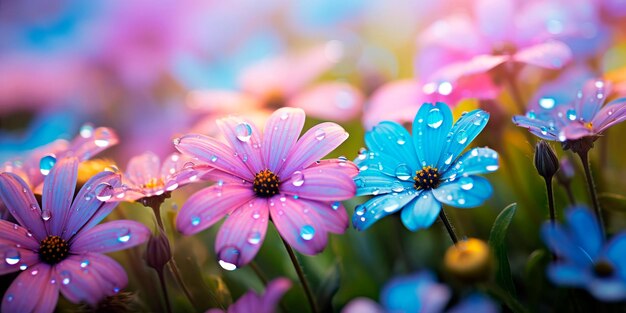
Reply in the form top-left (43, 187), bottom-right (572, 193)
top-left (439, 110), bottom-right (490, 172)
top-left (365, 121), bottom-right (419, 169)
top-left (269, 196), bottom-right (328, 255)
top-left (566, 207), bottom-right (602, 258)
top-left (262, 107), bottom-right (305, 174)
top-left (216, 115), bottom-right (264, 175)
top-left (592, 97), bottom-right (626, 134)
top-left (0, 220), bottom-right (39, 250)
top-left (605, 233), bottom-right (626, 279)
top-left (362, 80), bottom-right (422, 129)
top-left (381, 271), bottom-right (451, 313)
top-left (342, 298), bottom-right (385, 313)
top-left (512, 114), bottom-right (560, 141)
top-left (56, 254), bottom-right (126, 305)
top-left (575, 79), bottom-right (611, 122)
top-left (432, 175), bottom-right (493, 208)
top-left (67, 126), bottom-right (119, 161)
top-left (215, 198), bottom-right (269, 268)
top-left (280, 122), bottom-right (349, 177)
top-left (354, 170), bottom-right (415, 197)
top-left (473, 0), bottom-right (514, 44)
top-left (513, 40), bottom-right (572, 69)
top-left (281, 165), bottom-right (355, 202)
top-left (588, 277), bottom-right (626, 302)
top-left (400, 191), bottom-right (441, 231)
top-left (541, 222), bottom-right (593, 267)
top-left (174, 133), bottom-right (253, 181)
top-left (298, 199), bottom-right (349, 234)
top-left (0, 173), bottom-right (46, 240)
top-left (259, 278), bottom-right (292, 312)
top-left (546, 264), bottom-right (590, 287)
top-left (441, 148), bottom-right (499, 181)
top-left (70, 220), bottom-right (149, 253)
top-left (125, 151), bottom-right (161, 187)
top-left (42, 157), bottom-right (78, 236)
top-left (2, 263), bottom-right (59, 313)
top-left (0, 247), bottom-right (39, 275)
top-left (176, 183), bottom-right (255, 235)
top-left (288, 82), bottom-right (363, 122)
top-left (412, 102), bottom-right (453, 168)
top-left (352, 190), bottom-right (418, 231)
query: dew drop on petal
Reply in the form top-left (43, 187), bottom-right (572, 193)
top-left (526, 111), bottom-right (537, 119)
top-left (165, 180), bottom-right (179, 192)
top-left (455, 130), bottom-right (468, 144)
top-left (426, 108), bottom-right (444, 129)
top-left (4, 249), bottom-right (20, 265)
top-left (60, 270), bottom-right (71, 285)
top-left (95, 182), bottom-right (113, 201)
top-left (39, 154), bottom-right (57, 175)
top-left (80, 124), bottom-right (94, 138)
top-left (566, 109), bottom-right (577, 121)
top-left (391, 181), bottom-right (404, 193)
top-left (247, 231), bottom-right (262, 245)
top-left (338, 156), bottom-right (348, 165)
top-left (117, 229), bottom-right (131, 243)
top-left (315, 129), bottom-right (326, 141)
top-left (444, 154), bottom-right (454, 165)
top-left (235, 122), bottom-right (253, 142)
top-left (486, 165), bottom-right (498, 171)
top-left (291, 171), bottom-right (305, 187)
top-left (396, 135), bottom-right (406, 145)
top-left (41, 209), bottom-right (52, 221)
top-left (394, 164), bottom-right (411, 181)
top-left (355, 205), bottom-right (366, 216)
top-left (173, 137), bottom-right (181, 146)
top-left (93, 128), bottom-right (113, 147)
top-left (6, 294), bottom-right (13, 302)
top-left (331, 201), bottom-right (340, 210)
top-left (300, 225), bottom-right (315, 241)
top-left (191, 215), bottom-right (201, 226)
top-left (539, 97), bottom-right (555, 110)
top-left (19, 264), bottom-right (27, 270)
top-left (210, 155), bottom-right (218, 163)
top-left (280, 112), bottom-right (289, 120)
top-left (80, 259), bottom-right (90, 268)
top-left (218, 247), bottom-right (240, 271)
top-left (459, 177), bottom-right (474, 190)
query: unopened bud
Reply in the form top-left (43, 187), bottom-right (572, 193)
top-left (534, 141), bottom-right (559, 179)
top-left (144, 229), bottom-right (172, 272)
top-left (444, 238), bottom-right (492, 283)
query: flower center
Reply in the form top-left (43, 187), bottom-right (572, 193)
top-left (593, 260), bottom-right (614, 278)
top-left (143, 177), bottom-right (164, 190)
top-left (39, 235), bottom-right (69, 265)
top-left (414, 166), bottom-right (441, 190)
top-left (253, 169), bottom-right (280, 198)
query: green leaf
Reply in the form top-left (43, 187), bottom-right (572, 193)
top-left (488, 203), bottom-right (517, 297)
top-left (599, 193), bottom-right (626, 211)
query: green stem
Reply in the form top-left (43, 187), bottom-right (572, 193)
top-left (562, 182), bottom-right (577, 206)
top-left (281, 238), bottom-right (319, 313)
top-left (544, 177), bottom-right (556, 226)
top-left (439, 208), bottom-right (459, 244)
top-left (250, 261), bottom-right (268, 285)
top-left (168, 259), bottom-right (198, 309)
top-left (157, 271), bottom-right (173, 313)
top-left (577, 150), bottom-right (605, 237)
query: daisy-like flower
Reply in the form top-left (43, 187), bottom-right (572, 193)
top-left (342, 271), bottom-right (499, 313)
top-left (513, 79), bottom-right (626, 153)
top-left (353, 102), bottom-right (498, 231)
top-left (542, 206), bottom-right (626, 301)
top-left (174, 107), bottom-right (357, 270)
top-left (207, 278), bottom-right (291, 313)
top-left (0, 157), bottom-right (150, 313)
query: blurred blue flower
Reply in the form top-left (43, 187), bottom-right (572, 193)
top-left (342, 271), bottom-right (499, 313)
top-left (353, 102), bottom-right (499, 231)
top-left (542, 206), bottom-right (626, 302)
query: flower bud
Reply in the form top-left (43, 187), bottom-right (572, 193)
top-left (444, 238), bottom-right (492, 283)
top-left (144, 229), bottom-right (172, 272)
top-left (534, 141), bottom-right (559, 179)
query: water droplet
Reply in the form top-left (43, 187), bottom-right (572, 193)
top-left (19, 264), bottom-right (27, 270)
top-left (526, 111), bottom-right (536, 119)
top-left (486, 165), bottom-right (498, 171)
top-left (210, 155), bottom-right (218, 163)
top-left (218, 247), bottom-right (240, 271)
top-left (355, 205), bottom-right (366, 216)
top-left (394, 164), bottom-right (411, 181)
top-left (396, 135), bottom-right (406, 145)
top-left (391, 182), bottom-right (404, 192)
top-left (458, 198), bottom-right (466, 205)
top-left (338, 156), bottom-right (348, 165)
top-left (438, 82), bottom-right (453, 95)
top-left (291, 171), bottom-right (305, 187)
top-left (60, 271), bottom-right (71, 285)
top-left (566, 109), bottom-right (577, 121)
top-left (80, 259), bottom-right (90, 268)
top-left (6, 294), bottom-right (13, 302)
top-left (444, 154), bottom-right (454, 165)
top-left (79, 124), bottom-right (94, 138)
top-left (93, 128), bottom-right (113, 147)
top-left (173, 137), bottom-right (181, 146)
top-left (4, 249), bottom-right (20, 265)
top-left (280, 112), bottom-right (289, 120)
top-left (455, 130), bottom-right (468, 144)
top-left (331, 201), bottom-right (340, 210)
top-left (95, 182), bottom-right (113, 201)
top-left (41, 208), bottom-right (51, 221)
top-left (247, 231), bottom-right (262, 245)
top-left (459, 177), bottom-right (474, 190)
top-left (315, 129), bottom-right (326, 141)
top-left (539, 97), bottom-right (555, 109)
top-left (235, 123), bottom-right (253, 142)
top-left (165, 180), bottom-right (179, 192)
top-left (426, 108), bottom-right (444, 129)
top-left (372, 188), bottom-right (380, 196)
top-left (39, 154), bottom-right (57, 175)
top-left (117, 229), bottom-right (131, 243)
top-left (191, 216), bottom-right (201, 226)
top-left (31, 269), bottom-right (39, 276)
top-left (300, 225), bottom-right (315, 240)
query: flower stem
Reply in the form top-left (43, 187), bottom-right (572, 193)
top-left (250, 261), bottom-right (268, 285)
top-left (439, 208), bottom-right (459, 244)
top-left (577, 150), bottom-right (605, 237)
top-left (281, 238), bottom-right (319, 313)
top-left (544, 177), bottom-right (556, 226)
top-left (157, 271), bottom-right (173, 313)
top-left (168, 260), bottom-right (198, 309)
top-left (562, 182), bottom-right (577, 206)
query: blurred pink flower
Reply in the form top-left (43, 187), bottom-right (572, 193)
top-left (206, 278), bottom-right (291, 313)
top-left (174, 107), bottom-right (356, 269)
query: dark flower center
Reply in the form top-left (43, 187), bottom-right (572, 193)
top-left (253, 169), bottom-right (280, 198)
top-left (593, 260), bottom-right (615, 278)
top-left (414, 166), bottom-right (441, 190)
top-left (39, 235), bottom-right (69, 265)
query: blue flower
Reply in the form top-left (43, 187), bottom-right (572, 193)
top-left (542, 206), bottom-right (626, 302)
top-left (353, 102), bottom-right (498, 231)
top-left (342, 271), bottom-right (499, 313)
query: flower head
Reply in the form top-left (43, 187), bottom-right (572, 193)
top-left (353, 102), bottom-right (498, 231)
top-left (174, 107), bottom-right (356, 269)
top-left (0, 157), bottom-right (150, 313)
top-left (513, 79), bottom-right (626, 152)
top-left (207, 278), bottom-right (291, 313)
top-left (542, 206), bottom-right (626, 302)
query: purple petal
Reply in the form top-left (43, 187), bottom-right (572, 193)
top-left (298, 199), bottom-right (348, 234)
top-left (561, 124), bottom-right (593, 141)
top-left (64, 171), bottom-right (122, 240)
top-left (66, 126), bottom-right (119, 161)
top-left (288, 82), bottom-right (363, 122)
top-left (575, 79), bottom-right (611, 122)
top-left (269, 196), bottom-right (328, 255)
top-left (592, 98), bottom-right (626, 134)
top-left (215, 198), bottom-right (269, 268)
top-left (280, 122), bottom-right (349, 177)
top-left (512, 115), bottom-right (560, 141)
top-left (419, 15), bottom-right (485, 55)
top-left (2, 263), bottom-right (59, 313)
top-left (262, 107), bottom-right (305, 174)
top-left (513, 40), bottom-right (572, 69)
top-left (281, 165), bottom-right (355, 202)
top-left (0, 173), bottom-right (47, 240)
top-left (473, 0), bottom-right (514, 44)
top-left (342, 298), bottom-right (385, 313)
top-left (42, 157), bottom-right (78, 236)
top-left (70, 220), bottom-right (150, 253)
top-left (412, 102), bottom-right (453, 167)
top-left (400, 191), bottom-right (441, 231)
top-left (0, 220), bottom-right (39, 250)
top-left (174, 133), bottom-right (253, 181)
top-left (307, 159), bottom-right (359, 178)
top-left (176, 183), bottom-right (255, 235)
top-left (0, 220), bottom-right (40, 274)
top-left (159, 152), bottom-right (194, 180)
top-left (259, 278), bottom-right (292, 313)
top-left (216, 115), bottom-right (265, 175)
top-left (427, 54), bottom-right (508, 85)
top-left (124, 151), bottom-right (161, 187)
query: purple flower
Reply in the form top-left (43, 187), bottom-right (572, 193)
top-left (174, 107), bottom-right (357, 270)
top-left (206, 278), bottom-right (291, 313)
top-left (513, 79), bottom-right (626, 149)
top-left (0, 157), bottom-right (150, 313)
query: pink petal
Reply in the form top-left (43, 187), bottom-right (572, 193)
top-left (125, 151), bottom-right (161, 187)
top-left (306, 159), bottom-right (359, 177)
top-left (42, 157), bottom-right (78, 236)
top-left (174, 133), bottom-right (253, 181)
top-left (259, 278), bottom-right (292, 312)
top-left (66, 126), bottom-right (119, 161)
top-left (19, 139), bottom-right (70, 191)
top-left (0, 220), bottom-right (39, 250)
top-left (362, 80), bottom-right (423, 129)
top-left (186, 90), bottom-right (263, 113)
top-left (215, 198), bottom-right (269, 268)
top-left (56, 257), bottom-right (108, 305)
top-left (269, 196), bottom-right (328, 255)
top-left (2, 263), bottom-right (59, 313)
top-left (66, 253), bottom-right (128, 299)
top-left (70, 220), bottom-right (150, 253)
top-left (0, 221), bottom-right (39, 274)
top-left (281, 165), bottom-right (355, 202)
top-left (473, 0), bottom-right (515, 44)
top-left (513, 40), bottom-right (572, 69)
top-left (342, 298), bottom-right (385, 313)
top-left (279, 122), bottom-right (349, 177)
top-left (298, 199), bottom-right (348, 234)
top-left (0, 173), bottom-right (47, 240)
top-left (592, 98), bottom-right (626, 134)
top-left (427, 54), bottom-right (508, 85)
top-left (159, 152), bottom-right (193, 180)
top-left (176, 183), bottom-right (255, 235)
top-left (262, 107), bottom-right (306, 174)
top-left (216, 116), bottom-right (264, 175)
top-left (288, 82), bottom-right (363, 122)
top-left (561, 124), bottom-right (594, 141)
top-left (419, 15), bottom-right (486, 55)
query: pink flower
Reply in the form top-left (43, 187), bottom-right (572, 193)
top-left (174, 107), bottom-right (357, 269)
top-left (0, 157), bottom-right (150, 313)
top-left (206, 278), bottom-right (291, 313)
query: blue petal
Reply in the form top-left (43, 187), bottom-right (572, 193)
top-left (365, 121), bottom-right (419, 167)
top-left (381, 272), bottom-right (450, 313)
top-left (512, 115), bottom-right (560, 141)
top-left (441, 148), bottom-right (499, 180)
top-left (352, 190), bottom-right (418, 231)
top-left (431, 176), bottom-right (492, 208)
top-left (547, 264), bottom-right (590, 287)
top-left (354, 170), bottom-right (415, 197)
top-left (566, 207), bottom-right (603, 258)
top-left (541, 222), bottom-right (593, 267)
top-left (354, 149), bottom-right (407, 178)
top-left (439, 109), bottom-right (489, 172)
top-left (448, 294), bottom-right (499, 313)
top-left (588, 277), bottom-right (626, 302)
top-left (605, 233), bottom-right (626, 280)
top-left (400, 191), bottom-right (441, 231)
top-left (412, 102), bottom-right (453, 167)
